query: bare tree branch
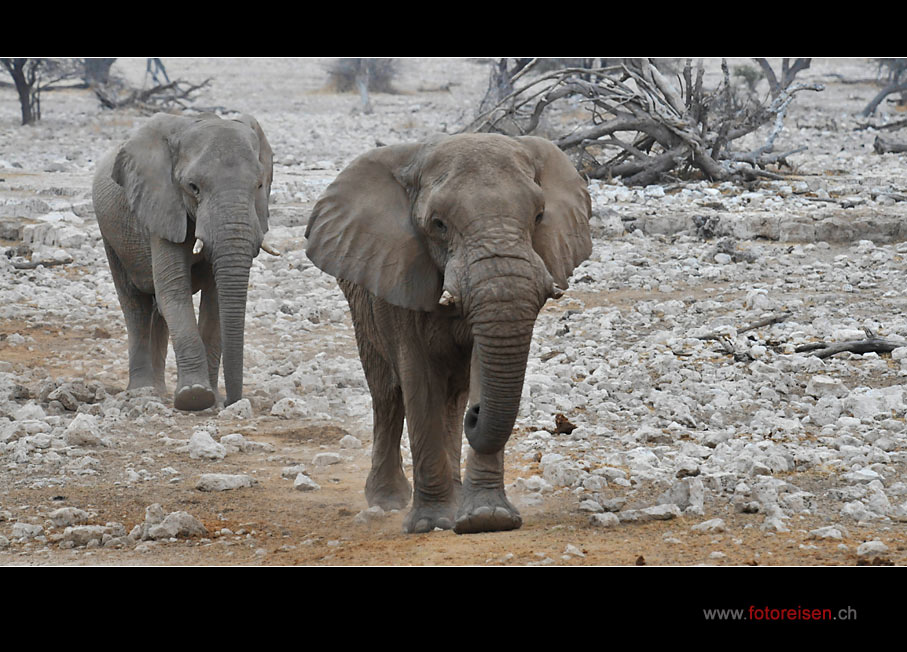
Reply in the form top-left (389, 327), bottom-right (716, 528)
top-left (466, 58), bottom-right (823, 186)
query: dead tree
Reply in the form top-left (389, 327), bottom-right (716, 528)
top-left (861, 58), bottom-right (907, 117)
top-left (325, 58), bottom-right (399, 113)
top-left (467, 58), bottom-right (823, 186)
top-left (1, 58), bottom-right (97, 125)
top-left (1, 58), bottom-right (43, 124)
top-left (93, 76), bottom-right (212, 113)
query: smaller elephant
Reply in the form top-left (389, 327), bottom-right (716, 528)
top-left (305, 133), bottom-right (591, 534)
top-left (92, 112), bottom-right (278, 410)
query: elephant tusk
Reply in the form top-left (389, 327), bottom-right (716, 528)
top-left (193, 238), bottom-right (204, 255)
top-left (439, 290), bottom-right (457, 306)
top-left (551, 285), bottom-right (565, 299)
top-left (261, 232), bottom-right (281, 256)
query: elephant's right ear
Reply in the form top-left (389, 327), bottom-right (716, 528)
top-left (112, 114), bottom-right (188, 243)
top-left (305, 144), bottom-right (442, 312)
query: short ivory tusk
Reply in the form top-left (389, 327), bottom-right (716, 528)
top-left (439, 290), bottom-right (456, 306)
top-left (551, 285), bottom-right (565, 299)
top-left (193, 238), bottom-right (204, 255)
top-left (260, 232), bottom-right (281, 256)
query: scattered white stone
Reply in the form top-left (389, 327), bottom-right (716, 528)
top-left (354, 505), bottom-right (385, 524)
top-left (188, 430), bottom-right (226, 460)
top-left (138, 503), bottom-right (207, 540)
top-left (196, 473), bottom-right (258, 492)
top-left (313, 452), bottom-right (342, 466)
top-left (12, 522), bottom-right (43, 540)
top-left (618, 504), bottom-right (681, 522)
top-left (691, 518), bottom-right (726, 533)
top-left (64, 413), bottom-right (103, 447)
top-left (219, 433), bottom-right (275, 453)
top-left (218, 398), bottom-right (253, 420)
top-left (281, 464), bottom-right (307, 479)
top-left (589, 512), bottom-right (620, 528)
top-left (339, 434), bottom-right (362, 449)
top-left (856, 540), bottom-right (889, 557)
top-left (49, 507), bottom-right (92, 528)
top-left (293, 473), bottom-right (321, 492)
top-left (805, 375), bottom-right (848, 399)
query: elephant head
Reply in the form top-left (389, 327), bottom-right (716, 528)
top-left (305, 133), bottom-right (591, 454)
top-left (111, 112), bottom-right (275, 406)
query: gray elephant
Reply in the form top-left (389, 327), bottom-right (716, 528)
top-left (92, 112), bottom-right (278, 411)
top-left (305, 133), bottom-right (591, 534)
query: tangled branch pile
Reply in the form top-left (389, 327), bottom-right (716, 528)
top-left (467, 58), bottom-right (824, 186)
top-left (93, 77), bottom-right (213, 113)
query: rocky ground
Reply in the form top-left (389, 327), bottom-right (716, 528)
top-left (1, 57), bottom-right (907, 566)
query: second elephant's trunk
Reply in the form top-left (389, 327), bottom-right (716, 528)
top-left (214, 250), bottom-right (253, 407)
top-left (207, 198), bottom-right (258, 407)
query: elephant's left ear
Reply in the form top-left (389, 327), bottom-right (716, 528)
top-left (518, 136), bottom-right (592, 290)
top-left (233, 114), bottom-right (274, 232)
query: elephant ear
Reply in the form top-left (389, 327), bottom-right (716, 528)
top-left (305, 143), bottom-right (441, 312)
top-left (112, 113), bottom-right (189, 243)
top-left (233, 114), bottom-right (274, 233)
top-left (519, 136), bottom-right (592, 290)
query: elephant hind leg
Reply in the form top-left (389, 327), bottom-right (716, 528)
top-left (103, 239), bottom-right (161, 392)
top-left (198, 284), bottom-right (222, 402)
top-left (150, 306), bottom-right (169, 396)
top-left (362, 346), bottom-right (411, 511)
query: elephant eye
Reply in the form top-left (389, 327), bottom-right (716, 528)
top-left (188, 182), bottom-right (200, 196)
top-left (535, 212), bottom-right (544, 224)
top-left (432, 218), bottom-right (448, 235)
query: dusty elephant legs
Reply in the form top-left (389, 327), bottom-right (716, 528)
top-left (104, 236), bottom-right (218, 410)
top-left (150, 238), bottom-right (217, 410)
top-left (455, 448), bottom-right (522, 534)
top-left (103, 240), bottom-right (169, 395)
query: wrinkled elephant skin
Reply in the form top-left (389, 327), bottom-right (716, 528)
top-left (92, 112), bottom-right (276, 411)
top-left (305, 133), bottom-right (591, 533)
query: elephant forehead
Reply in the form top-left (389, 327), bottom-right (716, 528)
top-left (422, 137), bottom-right (541, 212)
top-left (426, 134), bottom-right (535, 178)
top-left (180, 122), bottom-right (260, 165)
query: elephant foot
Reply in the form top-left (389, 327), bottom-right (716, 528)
top-left (174, 384), bottom-right (216, 411)
top-left (366, 472), bottom-right (412, 511)
top-left (454, 487), bottom-right (522, 534)
top-left (403, 502), bottom-right (457, 534)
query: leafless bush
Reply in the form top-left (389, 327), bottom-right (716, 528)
top-left (466, 58), bottom-right (823, 186)
top-left (325, 58), bottom-right (399, 94)
top-left (92, 76), bottom-right (212, 114)
top-left (862, 58), bottom-right (907, 117)
top-left (1, 58), bottom-right (90, 125)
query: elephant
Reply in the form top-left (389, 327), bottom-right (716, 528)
top-left (92, 112), bottom-right (278, 411)
top-left (305, 133), bottom-right (591, 534)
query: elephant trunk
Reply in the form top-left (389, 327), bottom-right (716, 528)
top-left (463, 257), bottom-right (545, 455)
top-left (208, 197), bottom-right (259, 407)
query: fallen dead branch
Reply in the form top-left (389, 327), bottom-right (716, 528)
top-left (94, 78), bottom-right (212, 113)
top-left (696, 311), bottom-right (793, 342)
top-left (11, 258), bottom-right (72, 270)
top-left (795, 336), bottom-right (907, 359)
top-left (873, 135), bottom-right (907, 154)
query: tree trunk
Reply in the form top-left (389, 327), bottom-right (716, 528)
top-left (1, 58), bottom-right (41, 125)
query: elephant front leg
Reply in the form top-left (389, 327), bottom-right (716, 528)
top-left (198, 282), bottom-right (223, 404)
top-left (151, 237), bottom-right (215, 411)
top-left (401, 376), bottom-right (461, 534)
top-left (454, 446), bottom-right (522, 534)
